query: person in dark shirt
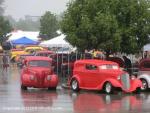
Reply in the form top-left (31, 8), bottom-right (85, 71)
top-left (123, 56), bottom-right (132, 74)
top-left (2, 54), bottom-right (9, 72)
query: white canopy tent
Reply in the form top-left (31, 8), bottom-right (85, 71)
top-left (7, 30), bottom-right (39, 41)
top-left (39, 34), bottom-right (72, 48)
top-left (143, 44), bottom-right (150, 51)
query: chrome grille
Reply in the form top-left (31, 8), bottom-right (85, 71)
top-left (121, 73), bottom-right (130, 90)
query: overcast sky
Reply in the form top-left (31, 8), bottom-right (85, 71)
top-left (3, 0), bottom-right (70, 20)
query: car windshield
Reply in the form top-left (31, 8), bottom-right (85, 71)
top-left (28, 60), bottom-right (51, 67)
top-left (99, 64), bottom-right (119, 70)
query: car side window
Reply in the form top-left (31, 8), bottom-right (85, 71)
top-left (143, 62), bottom-right (150, 68)
top-left (86, 64), bottom-right (97, 70)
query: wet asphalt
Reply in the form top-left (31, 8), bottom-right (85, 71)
top-left (0, 65), bottom-right (150, 113)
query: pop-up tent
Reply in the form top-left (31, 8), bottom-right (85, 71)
top-left (39, 34), bottom-right (72, 48)
top-left (143, 44), bottom-right (150, 51)
top-left (8, 30), bottom-right (39, 41)
top-left (11, 36), bottom-right (39, 45)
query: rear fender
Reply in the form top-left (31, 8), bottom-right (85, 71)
top-left (69, 75), bottom-right (81, 87)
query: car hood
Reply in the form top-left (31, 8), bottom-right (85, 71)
top-left (29, 67), bottom-right (52, 74)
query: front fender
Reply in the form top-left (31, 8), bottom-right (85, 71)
top-left (138, 74), bottom-right (150, 88)
top-left (129, 79), bottom-right (142, 92)
top-left (98, 79), bottom-right (122, 89)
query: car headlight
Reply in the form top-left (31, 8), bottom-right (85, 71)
top-left (131, 75), bottom-right (136, 80)
top-left (30, 75), bottom-right (35, 80)
top-left (47, 75), bottom-right (51, 80)
top-left (117, 76), bottom-right (121, 80)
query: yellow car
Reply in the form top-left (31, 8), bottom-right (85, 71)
top-left (15, 46), bottom-right (45, 62)
top-left (24, 46), bottom-right (44, 53)
top-left (11, 46), bottom-right (45, 62)
top-left (10, 49), bottom-right (28, 62)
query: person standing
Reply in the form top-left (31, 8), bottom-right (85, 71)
top-left (2, 53), bottom-right (9, 72)
top-left (122, 56), bottom-right (132, 74)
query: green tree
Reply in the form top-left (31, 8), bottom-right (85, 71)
top-left (15, 17), bottom-right (40, 31)
top-left (0, 16), bottom-right (12, 43)
top-left (61, 0), bottom-right (150, 54)
top-left (0, 0), bottom-right (4, 15)
top-left (5, 15), bottom-right (40, 31)
top-left (0, 0), bottom-right (12, 43)
top-left (40, 11), bottom-right (59, 40)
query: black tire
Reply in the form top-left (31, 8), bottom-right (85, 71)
top-left (133, 87), bottom-right (141, 94)
top-left (104, 82), bottom-right (113, 94)
top-left (71, 79), bottom-right (79, 92)
top-left (48, 87), bottom-right (56, 90)
top-left (21, 85), bottom-right (27, 90)
top-left (141, 79), bottom-right (148, 91)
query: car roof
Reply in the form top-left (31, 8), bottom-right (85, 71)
top-left (25, 56), bottom-right (52, 61)
top-left (25, 46), bottom-right (43, 50)
top-left (36, 50), bottom-right (54, 54)
top-left (75, 59), bottom-right (118, 66)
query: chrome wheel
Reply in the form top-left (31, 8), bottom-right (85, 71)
top-left (71, 79), bottom-right (79, 92)
top-left (141, 79), bottom-right (148, 91)
top-left (104, 82), bottom-right (113, 94)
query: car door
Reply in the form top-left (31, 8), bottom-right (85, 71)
top-left (83, 64), bottom-right (101, 88)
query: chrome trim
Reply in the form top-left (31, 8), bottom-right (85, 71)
top-left (121, 73), bottom-right (130, 90)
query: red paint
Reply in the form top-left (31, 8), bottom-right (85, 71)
top-left (21, 56), bottom-right (58, 89)
top-left (69, 59), bottom-right (142, 93)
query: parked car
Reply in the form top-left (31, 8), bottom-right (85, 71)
top-left (137, 58), bottom-right (150, 91)
top-left (69, 59), bottom-right (142, 94)
top-left (24, 46), bottom-right (44, 53)
top-left (14, 46), bottom-right (45, 62)
top-left (17, 54), bottom-right (34, 68)
top-left (35, 50), bottom-right (54, 57)
top-left (21, 56), bottom-right (58, 90)
top-left (10, 49), bottom-right (28, 62)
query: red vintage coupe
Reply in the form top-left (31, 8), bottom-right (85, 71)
top-left (21, 56), bottom-right (58, 90)
top-left (69, 59), bottom-right (142, 94)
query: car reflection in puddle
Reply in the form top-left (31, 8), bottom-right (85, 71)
top-left (69, 92), bottom-right (142, 113)
top-left (21, 89), bottom-right (58, 107)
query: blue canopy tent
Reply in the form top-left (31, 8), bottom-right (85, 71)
top-left (11, 36), bottom-right (39, 45)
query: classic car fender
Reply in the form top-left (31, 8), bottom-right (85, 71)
top-left (138, 74), bottom-right (150, 88)
top-left (129, 79), bottom-right (142, 92)
top-left (21, 74), bottom-right (30, 84)
top-left (50, 74), bottom-right (59, 86)
top-left (11, 55), bottom-right (16, 60)
top-left (98, 79), bottom-right (122, 90)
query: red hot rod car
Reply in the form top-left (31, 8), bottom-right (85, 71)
top-left (69, 59), bottom-right (142, 94)
top-left (21, 56), bottom-right (58, 90)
